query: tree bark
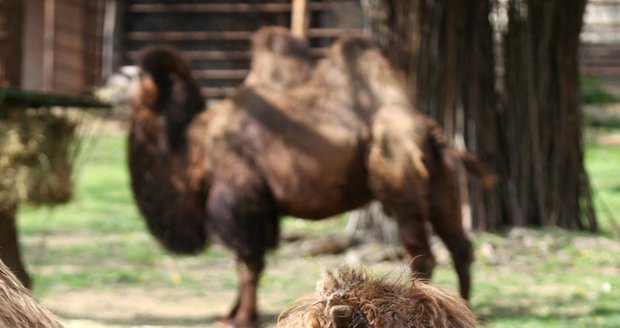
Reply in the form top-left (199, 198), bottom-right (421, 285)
top-left (364, 0), bottom-right (596, 231)
top-left (501, 0), bottom-right (596, 230)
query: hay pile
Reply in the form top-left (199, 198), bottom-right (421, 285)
top-left (278, 266), bottom-right (477, 328)
top-left (0, 109), bottom-right (77, 210)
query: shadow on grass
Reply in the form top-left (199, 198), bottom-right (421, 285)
top-left (56, 310), bottom-right (280, 327)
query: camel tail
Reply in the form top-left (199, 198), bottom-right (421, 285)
top-left (428, 121), bottom-right (496, 189)
top-left (456, 151), bottom-right (497, 189)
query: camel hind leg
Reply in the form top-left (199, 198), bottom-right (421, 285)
top-left (372, 188), bottom-right (436, 279)
top-left (367, 156), bottom-right (436, 279)
top-left (396, 213), bottom-right (436, 279)
top-left (367, 109), bottom-right (438, 280)
top-left (428, 164), bottom-right (473, 300)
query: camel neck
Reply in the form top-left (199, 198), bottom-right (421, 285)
top-left (127, 111), bottom-right (208, 254)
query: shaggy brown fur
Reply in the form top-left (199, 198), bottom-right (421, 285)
top-left (0, 258), bottom-right (63, 328)
top-left (123, 27), bottom-right (493, 327)
top-left (278, 266), bottom-right (477, 328)
top-left (128, 46), bottom-right (208, 254)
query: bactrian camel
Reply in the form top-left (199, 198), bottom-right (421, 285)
top-left (124, 27), bottom-right (493, 327)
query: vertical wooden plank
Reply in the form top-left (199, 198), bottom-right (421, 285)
top-left (83, 0), bottom-right (105, 87)
top-left (43, 0), bottom-right (56, 92)
top-left (101, 0), bottom-right (120, 78)
top-left (0, 0), bottom-right (24, 87)
top-left (291, 0), bottom-right (309, 38)
top-left (92, 0), bottom-right (106, 85)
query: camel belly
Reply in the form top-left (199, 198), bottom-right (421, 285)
top-left (271, 161), bottom-right (372, 219)
top-left (257, 135), bottom-right (372, 220)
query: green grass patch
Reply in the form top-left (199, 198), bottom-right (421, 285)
top-left (585, 142), bottom-right (620, 231)
top-left (18, 135), bottom-right (143, 235)
top-left (582, 75), bottom-right (617, 105)
top-left (12, 131), bottom-right (620, 327)
top-left (584, 113), bottom-right (620, 131)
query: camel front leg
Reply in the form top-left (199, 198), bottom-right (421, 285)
top-left (206, 179), bottom-right (278, 328)
top-left (226, 258), bottom-right (264, 328)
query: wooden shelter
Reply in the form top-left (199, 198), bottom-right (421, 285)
top-left (0, 0), bottom-right (109, 289)
top-left (0, 0), bottom-right (106, 96)
top-left (114, 0), bottom-right (364, 99)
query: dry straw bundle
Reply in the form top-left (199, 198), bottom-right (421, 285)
top-left (0, 109), bottom-right (77, 210)
top-left (278, 265), bottom-right (477, 328)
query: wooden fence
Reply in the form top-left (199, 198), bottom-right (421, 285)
top-left (0, 0), bottom-right (105, 96)
top-left (581, 0), bottom-right (620, 79)
top-left (118, 0), bottom-right (364, 99)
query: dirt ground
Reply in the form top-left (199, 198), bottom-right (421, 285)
top-left (36, 232), bottom-right (406, 328)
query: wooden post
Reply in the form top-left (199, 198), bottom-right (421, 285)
top-left (102, 0), bottom-right (125, 79)
top-left (291, 0), bottom-right (309, 38)
top-left (43, 0), bottom-right (56, 92)
top-left (0, 0), bottom-right (24, 87)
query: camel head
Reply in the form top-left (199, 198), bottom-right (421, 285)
top-left (134, 46), bottom-right (205, 151)
top-left (277, 266), bottom-right (477, 328)
top-left (97, 46), bottom-right (204, 152)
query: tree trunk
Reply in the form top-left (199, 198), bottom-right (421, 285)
top-left (0, 205), bottom-right (31, 288)
top-left (501, 0), bottom-right (596, 230)
top-left (363, 0), bottom-right (596, 231)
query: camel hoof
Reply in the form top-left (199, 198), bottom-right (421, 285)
top-left (220, 316), bottom-right (260, 328)
top-left (225, 322), bottom-right (260, 328)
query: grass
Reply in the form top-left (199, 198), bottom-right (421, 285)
top-left (582, 75), bottom-right (617, 105)
top-left (13, 127), bottom-right (620, 327)
top-left (586, 142), bottom-right (620, 230)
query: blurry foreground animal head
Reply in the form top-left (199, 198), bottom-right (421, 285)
top-left (277, 266), bottom-right (477, 328)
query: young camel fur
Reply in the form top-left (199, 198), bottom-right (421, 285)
top-left (124, 27), bottom-right (493, 327)
top-left (277, 265), bottom-right (477, 328)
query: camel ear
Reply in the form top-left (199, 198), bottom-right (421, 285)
top-left (330, 305), bottom-right (368, 328)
